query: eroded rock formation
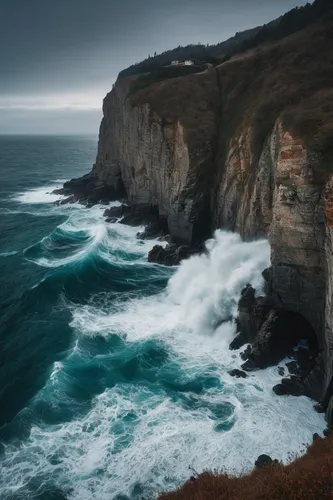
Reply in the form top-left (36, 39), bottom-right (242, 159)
top-left (56, 14), bottom-right (333, 421)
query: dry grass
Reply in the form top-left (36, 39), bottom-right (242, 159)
top-left (159, 435), bottom-right (333, 500)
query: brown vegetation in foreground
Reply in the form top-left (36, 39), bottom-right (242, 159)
top-left (159, 435), bottom-right (333, 500)
top-left (217, 12), bottom-right (333, 181)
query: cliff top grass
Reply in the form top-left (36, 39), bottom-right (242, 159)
top-left (159, 434), bottom-right (333, 500)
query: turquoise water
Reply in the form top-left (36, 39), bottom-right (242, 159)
top-left (0, 136), bottom-right (325, 500)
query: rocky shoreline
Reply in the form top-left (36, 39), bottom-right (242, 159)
top-left (53, 178), bottom-right (202, 266)
top-left (52, 7), bottom-right (333, 450)
top-left (52, 174), bottom-right (333, 434)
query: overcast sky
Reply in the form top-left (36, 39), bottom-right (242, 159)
top-left (0, 0), bottom-right (309, 135)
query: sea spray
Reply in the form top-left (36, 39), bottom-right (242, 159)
top-left (1, 222), bottom-right (324, 499)
top-left (0, 136), bottom-right (326, 500)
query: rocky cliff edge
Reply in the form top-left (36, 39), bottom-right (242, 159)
top-left (58, 14), bottom-right (333, 416)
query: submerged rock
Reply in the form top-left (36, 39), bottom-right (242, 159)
top-left (244, 310), bottom-right (317, 370)
top-left (53, 173), bottom-right (121, 206)
top-left (103, 205), bottom-right (130, 221)
top-left (229, 332), bottom-right (247, 351)
top-left (272, 377), bottom-right (303, 397)
top-left (240, 345), bottom-right (252, 361)
top-left (255, 455), bottom-right (278, 468)
top-left (228, 369), bottom-right (248, 379)
top-left (241, 359), bottom-right (260, 372)
top-left (148, 244), bottom-right (194, 266)
top-left (286, 361), bottom-right (299, 376)
top-left (136, 218), bottom-right (168, 240)
top-left (278, 366), bottom-right (285, 376)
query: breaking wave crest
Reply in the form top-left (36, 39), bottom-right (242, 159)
top-left (0, 183), bottom-right (326, 500)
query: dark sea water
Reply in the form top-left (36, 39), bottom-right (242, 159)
top-left (0, 135), bottom-right (325, 500)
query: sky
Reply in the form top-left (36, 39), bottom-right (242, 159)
top-left (0, 0), bottom-right (309, 135)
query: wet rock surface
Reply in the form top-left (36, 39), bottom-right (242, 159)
top-left (255, 455), bottom-right (278, 468)
top-left (148, 244), bottom-right (197, 266)
top-left (228, 369), bottom-right (248, 379)
top-left (103, 205), bottom-right (130, 221)
top-left (272, 377), bottom-right (303, 397)
top-left (53, 173), bottom-right (122, 206)
top-left (230, 283), bottom-right (320, 400)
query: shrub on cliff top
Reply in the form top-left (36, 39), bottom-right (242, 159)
top-left (159, 434), bottom-right (333, 500)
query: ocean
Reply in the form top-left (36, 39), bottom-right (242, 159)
top-left (0, 135), bottom-right (325, 500)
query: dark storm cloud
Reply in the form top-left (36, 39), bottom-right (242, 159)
top-left (0, 0), bottom-right (309, 133)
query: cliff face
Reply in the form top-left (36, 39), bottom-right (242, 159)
top-left (214, 120), bottom-right (330, 399)
top-left (93, 74), bottom-right (218, 244)
top-left (89, 15), bottom-right (333, 402)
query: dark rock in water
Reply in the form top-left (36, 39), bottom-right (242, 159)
top-left (56, 195), bottom-right (77, 205)
top-left (229, 369), bottom-right (248, 379)
top-left (53, 173), bottom-right (121, 206)
top-left (262, 267), bottom-right (272, 284)
top-left (237, 286), bottom-right (274, 345)
top-left (137, 218), bottom-right (168, 240)
top-left (296, 346), bottom-right (316, 375)
top-left (273, 384), bottom-right (290, 396)
top-left (286, 361), bottom-right (299, 375)
top-left (229, 332), bottom-right (247, 351)
top-left (313, 433), bottom-right (321, 441)
top-left (117, 213), bottom-right (144, 226)
top-left (323, 428), bottom-right (332, 437)
top-left (247, 310), bottom-right (317, 370)
top-left (240, 345), bottom-right (252, 361)
top-left (302, 355), bottom-right (325, 402)
top-left (325, 396), bottom-right (333, 430)
top-left (273, 377), bottom-right (303, 396)
top-left (278, 366), bottom-right (285, 376)
top-left (241, 359), bottom-right (260, 372)
top-left (234, 277), bottom-right (319, 384)
top-left (314, 403), bottom-right (325, 414)
top-left (116, 207), bottom-right (168, 240)
top-left (148, 244), bottom-right (194, 266)
top-left (239, 283), bottom-right (256, 306)
top-left (106, 217), bottom-right (118, 224)
top-left (117, 206), bottom-right (160, 229)
top-left (103, 205), bottom-right (130, 220)
top-left (255, 455), bottom-right (278, 468)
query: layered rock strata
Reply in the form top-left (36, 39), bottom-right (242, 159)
top-left (56, 16), bottom-right (333, 423)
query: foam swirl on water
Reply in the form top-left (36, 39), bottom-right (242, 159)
top-left (0, 184), bottom-right (326, 500)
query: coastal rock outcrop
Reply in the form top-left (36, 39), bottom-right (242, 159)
top-left (56, 14), bottom-right (333, 407)
top-left (148, 243), bottom-right (196, 266)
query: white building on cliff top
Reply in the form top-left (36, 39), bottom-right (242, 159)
top-left (171, 60), bottom-right (194, 66)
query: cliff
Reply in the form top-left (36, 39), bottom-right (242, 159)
top-left (93, 71), bottom-right (219, 244)
top-left (63, 13), bottom-right (333, 413)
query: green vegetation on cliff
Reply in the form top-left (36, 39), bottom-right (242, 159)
top-left (119, 0), bottom-right (332, 80)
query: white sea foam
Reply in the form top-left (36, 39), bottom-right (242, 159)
top-left (66, 231), bottom-right (325, 496)
top-left (0, 195), bottom-right (326, 499)
top-left (0, 250), bottom-right (18, 257)
top-left (12, 184), bottom-right (67, 204)
top-left (20, 194), bottom-right (155, 268)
